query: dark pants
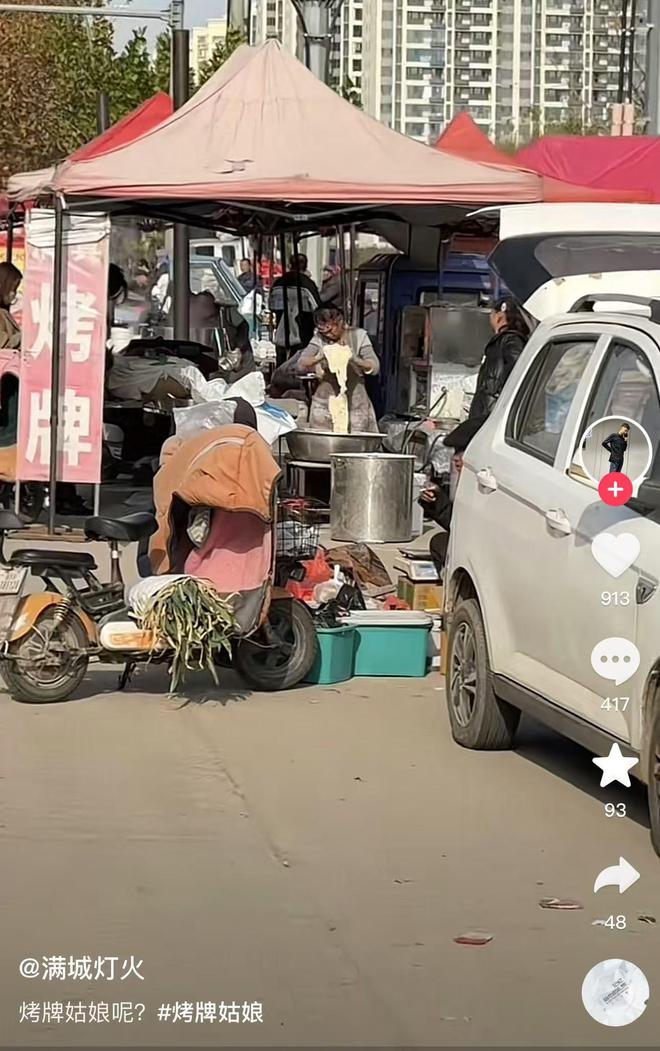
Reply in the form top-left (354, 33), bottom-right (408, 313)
top-left (609, 458), bottom-right (624, 474)
top-left (429, 531), bottom-right (449, 574)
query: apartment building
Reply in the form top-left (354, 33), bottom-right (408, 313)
top-left (249, 0), bottom-right (300, 57)
top-left (328, 1), bottom-right (365, 106)
top-left (190, 18), bottom-right (228, 80)
top-left (343, 0), bottom-right (444, 141)
top-left (251, 0), bottom-right (443, 141)
top-left (442, 0), bottom-right (636, 142)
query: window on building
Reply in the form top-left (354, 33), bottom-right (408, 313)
top-left (545, 88), bottom-right (568, 102)
top-left (405, 122), bottom-right (429, 139)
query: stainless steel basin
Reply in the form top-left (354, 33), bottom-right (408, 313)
top-left (286, 430), bottom-right (383, 462)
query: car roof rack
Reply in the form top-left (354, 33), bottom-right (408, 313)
top-left (569, 293), bottom-right (660, 322)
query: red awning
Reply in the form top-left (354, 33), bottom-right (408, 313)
top-left (435, 113), bottom-right (650, 204)
top-left (517, 135), bottom-right (660, 203)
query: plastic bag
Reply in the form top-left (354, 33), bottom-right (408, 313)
top-left (255, 403), bottom-right (296, 444)
top-left (173, 400), bottom-right (237, 439)
top-left (224, 371), bottom-right (266, 406)
top-left (128, 574), bottom-right (187, 617)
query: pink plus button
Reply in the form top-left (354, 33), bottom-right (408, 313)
top-left (598, 472), bottom-right (633, 506)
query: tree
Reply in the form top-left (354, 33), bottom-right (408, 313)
top-left (153, 31), bottom-right (171, 95)
top-left (0, 13), bottom-right (248, 185)
top-left (108, 29), bottom-right (156, 121)
top-left (0, 1), bottom-right (115, 180)
top-left (196, 27), bottom-right (245, 88)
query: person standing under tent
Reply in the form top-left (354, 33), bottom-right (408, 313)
top-left (270, 253), bottom-right (321, 363)
top-left (271, 305), bottom-right (379, 432)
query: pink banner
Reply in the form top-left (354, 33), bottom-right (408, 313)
top-left (17, 209), bottom-right (110, 484)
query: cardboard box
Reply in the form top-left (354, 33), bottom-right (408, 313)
top-left (397, 575), bottom-right (444, 612)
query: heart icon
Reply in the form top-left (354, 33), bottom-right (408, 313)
top-left (591, 532), bottom-right (640, 578)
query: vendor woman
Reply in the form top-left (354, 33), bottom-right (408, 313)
top-left (271, 305), bottom-right (380, 432)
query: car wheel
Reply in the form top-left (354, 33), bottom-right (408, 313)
top-left (447, 598), bottom-right (520, 750)
top-left (646, 705), bottom-right (660, 857)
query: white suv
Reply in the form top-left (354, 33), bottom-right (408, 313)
top-left (444, 204), bottom-right (660, 854)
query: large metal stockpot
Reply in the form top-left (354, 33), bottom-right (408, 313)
top-left (330, 453), bottom-right (416, 543)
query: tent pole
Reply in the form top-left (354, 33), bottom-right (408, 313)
top-left (172, 27), bottom-right (190, 342)
top-left (348, 223), bottom-right (356, 324)
top-left (6, 212), bottom-right (14, 265)
top-left (278, 233), bottom-right (290, 366)
top-left (268, 236), bottom-right (275, 341)
top-left (48, 199), bottom-right (66, 535)
top-left (293, 233), bottom-right (305, 338)
top-left (97, 92), bottom-right (110, 134)
top-left (337, 225), bottom-right (348, 316)
top-left (253, 235), bottom-right (262, 336)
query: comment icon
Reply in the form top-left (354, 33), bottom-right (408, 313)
top-left (591, 638), bottom-right (640, 686)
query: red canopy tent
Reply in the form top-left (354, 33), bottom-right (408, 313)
top-left (517, 136), bottom-right (660, 203)
top-left (435, 112), bottom-right (650, 203)
top-left (7, 92), bottom-right (173, 202)
top-left (435, 112), bottom-right (518, 167)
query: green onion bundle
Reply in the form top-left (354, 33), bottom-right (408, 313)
top-left (140, 577), bottom-right (238, 691)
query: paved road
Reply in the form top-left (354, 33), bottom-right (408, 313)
top-left (1, 666), bottom-right (659, 1047)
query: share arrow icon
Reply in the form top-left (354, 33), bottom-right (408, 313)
top-left (593, 857), bottom-right (640, 894)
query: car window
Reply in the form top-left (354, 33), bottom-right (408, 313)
top-left (190, 263), bottom-right (220, 299)
top-left (578, 341), bottom-right (660, 448)
top-left (508, 339), bottom-right (594, 462)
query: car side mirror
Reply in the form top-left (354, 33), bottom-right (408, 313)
top-left (634, 478), bottom-right (660, 511)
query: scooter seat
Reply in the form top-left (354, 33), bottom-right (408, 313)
top-left (85, 512), bottom-right (157, 543)
top-left (9, 548), bottom-right (97, 569)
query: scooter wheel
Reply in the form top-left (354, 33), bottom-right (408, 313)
top-left (234, 599), bottom-right (318, 692)
top-left (1, 608), bottom-right (89, 703)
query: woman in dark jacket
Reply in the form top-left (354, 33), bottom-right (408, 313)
top-left (469, 296), bottom-right (530, 420)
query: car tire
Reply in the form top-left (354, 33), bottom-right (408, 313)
top-left (447, 598), bottom-right (520, 750)
top-left (646, 705), bottom-right (660, 857)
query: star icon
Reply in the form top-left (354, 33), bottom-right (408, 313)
top-left (593, 743), bottom-right (639, 788)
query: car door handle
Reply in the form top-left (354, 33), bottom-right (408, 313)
top-left (637, 578), bottom-right (657, 605)
top-left (545, 508), bottom-right (572, 536)
top-left (476, 468), bottom-right (498, 492)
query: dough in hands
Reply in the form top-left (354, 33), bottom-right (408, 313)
top-left (323, 342), bottom-right (352, 433)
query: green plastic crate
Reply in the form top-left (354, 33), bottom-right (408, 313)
top-left (305, 626), bottom-right (356, 685)
top-left (353, 623), bottom-right (430, 677)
